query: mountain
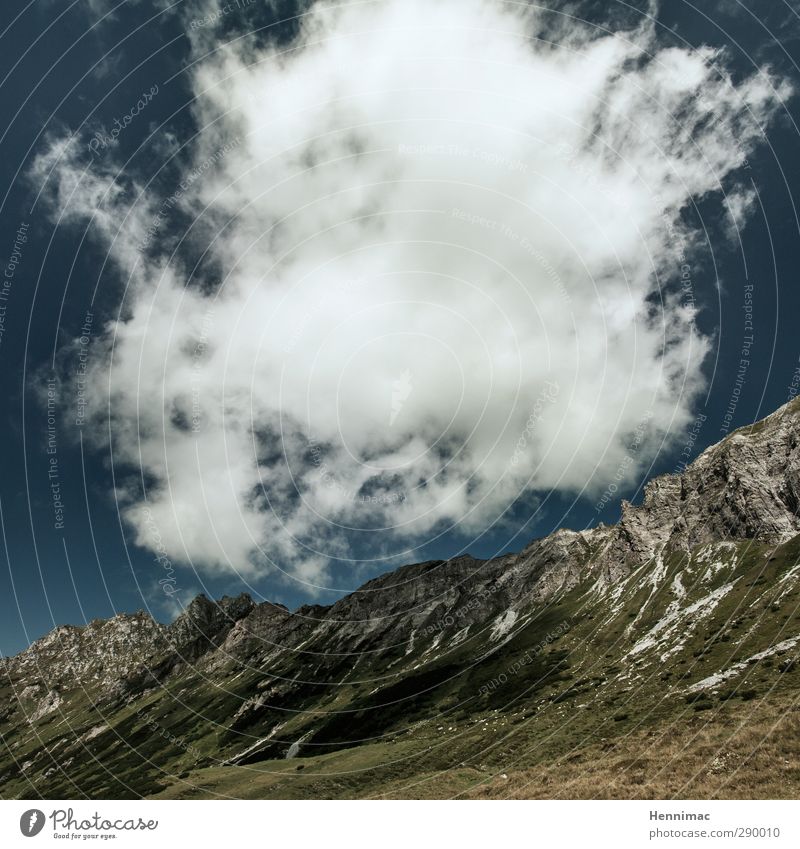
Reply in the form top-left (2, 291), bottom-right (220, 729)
top-left (2, 397), bottom-right (800, 799)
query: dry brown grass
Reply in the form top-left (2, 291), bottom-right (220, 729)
top-left (464, 697), bottom-right (800, 799)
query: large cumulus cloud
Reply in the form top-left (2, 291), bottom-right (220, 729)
top-left (35, 0), bottom-right (790, 591)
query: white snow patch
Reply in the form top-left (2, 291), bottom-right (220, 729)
top-left (626, 553), bottom-right (670, 635)
top-left (81, 724), bottom-right (109, 742)
top-left (694, 543), bottom-right (738, 583)
top-left (599, 570), bottom-right (639, 627)
top-left (777, 562), bottom-right (800, 600)
top-left (29, 690), bottom-right (63, 722)
top-left (696, 541), bottom-right (738, 564)
top-left (425, 631), bottom-right (445, 653)
top-left (659, 572), bottom-right (688, 628)
top-left (687, 636), bottom-right (800, 692)
top-left (646, 553), bottom-right (668, 592)
top-left (286, 731), bottom-right (313, 759)
top-left (490, 610), bottom-right (518, 642)
top-left (628, 581), bottom-right (737, 658)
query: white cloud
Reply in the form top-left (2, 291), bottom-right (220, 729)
top-left (36, 0), bottom-right (790, 591)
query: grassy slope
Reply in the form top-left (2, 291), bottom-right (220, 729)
top-left (151, 536), bottom-right (800, 800)
top-left (3, 533), bottom-right (799, 799)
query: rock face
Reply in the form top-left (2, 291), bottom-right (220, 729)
top-left (7, 613), bottom-right (168, 691)
top-left (166, 593), bottom-right (256, 659)
top-left (1, 397), bottom-right (799, 799)
top-left (567, 397), bottom-right (800, 589)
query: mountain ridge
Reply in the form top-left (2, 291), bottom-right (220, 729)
top-left (8, 394), bottom-right (799, 660)
top-left (2, 396), bottom-right (799, 799)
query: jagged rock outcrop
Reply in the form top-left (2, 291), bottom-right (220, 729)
top-left (167, 593), bottom-right (255, 659)
top-left (561, 397), bottom-right (800, 593)
top-left (5, 612), bottom-right (168, 691)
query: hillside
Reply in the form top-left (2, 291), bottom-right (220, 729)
top-left (2, 397), bottom-right (799, 799)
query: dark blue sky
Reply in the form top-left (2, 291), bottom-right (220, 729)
top-left (1, 0), bottom-right (799, 656)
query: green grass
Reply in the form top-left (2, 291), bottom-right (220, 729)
top-left (3, 533), bottom-right (799, 799)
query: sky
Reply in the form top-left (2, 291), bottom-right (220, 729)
top-left (0, 0), bottom-right (799, 656)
